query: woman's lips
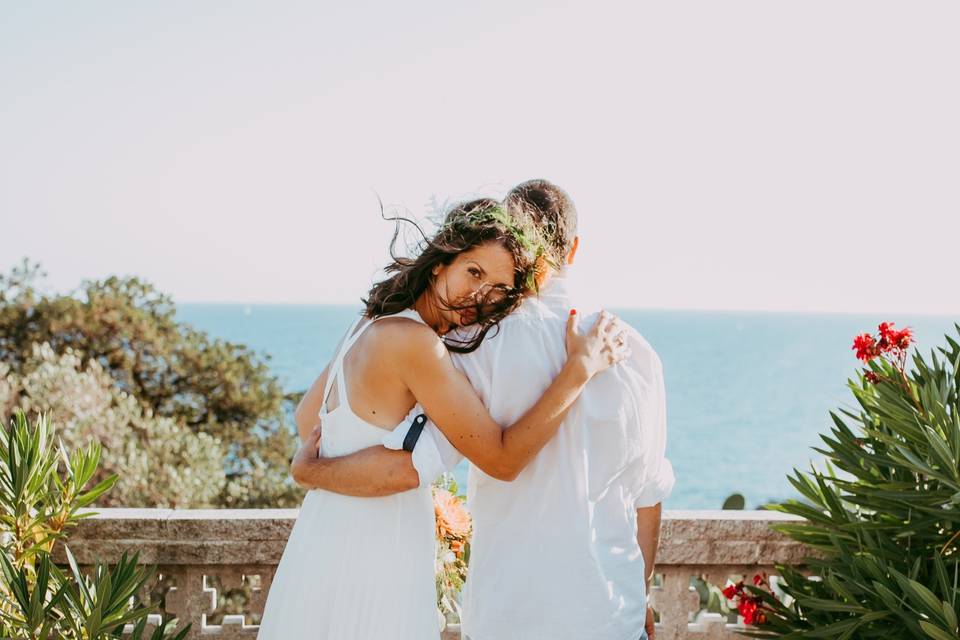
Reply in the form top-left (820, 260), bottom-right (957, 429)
top-left (458, 308), bottom-right (477, 325)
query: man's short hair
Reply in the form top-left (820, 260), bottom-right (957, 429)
top-left (504, 179), bottom-right (578, 264)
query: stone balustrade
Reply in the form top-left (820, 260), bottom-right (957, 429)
top-left (52, 509), bottom-right (810, 640)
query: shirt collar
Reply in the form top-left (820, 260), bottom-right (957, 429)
top-left (534, 268), bottom-right (573, 308)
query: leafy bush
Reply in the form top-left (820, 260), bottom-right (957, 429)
top-left (0, 260), bottom-right (300, 508)
top-left (749, 324), bottom-right (960, 639)
top-left (0, 410), bottom-right (188, 639)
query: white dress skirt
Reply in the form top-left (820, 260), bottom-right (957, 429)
top-left (257, 311), bottom-right (440, 640)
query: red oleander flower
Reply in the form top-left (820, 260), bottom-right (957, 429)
top-left (738, 598), bottom-right (759, 624)
top-left (878, 322), bottom-right (895, 340)
top-left (876, 322), bottom-right (914, 353)
top-left (894, 327), bottom-right (914, 349)
top-left (722, 584), bottom-right (738, 599)
top-left (864, 371), bottom-right (881, 384)
top-left (853, 334), bottom-right (879, 362)
top-left (753, 574), bottom-right (764, 586)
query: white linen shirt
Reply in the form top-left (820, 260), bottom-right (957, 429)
top-left (386, 271), bottom-right (674, 640)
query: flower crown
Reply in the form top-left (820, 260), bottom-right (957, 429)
top-left (449, 203), bottom-right (554, 292)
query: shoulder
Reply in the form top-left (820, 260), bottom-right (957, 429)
top-left (471, 299), bottom-right (564, 352)
top-left (500, 296), bottom-right (565, 333)
top-left (620, 323), bottom-right (665, 376)
top-left (368, 316), bottom-right (446, 361)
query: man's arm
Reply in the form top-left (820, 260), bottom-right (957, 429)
top-left (290, 426), bottom-right (420, 497)
top-left (637, 502), bottom-right (662, 639)
top-left (294, 367), bottom-right (329, 443)
top-left (636, 502), bottom-right (662, 589)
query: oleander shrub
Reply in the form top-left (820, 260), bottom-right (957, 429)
top-left (0, 410), bottom-right (189, 639)
top-left (746, 323), bottom-right (960, 639)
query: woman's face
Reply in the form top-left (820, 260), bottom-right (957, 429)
top-left (432, 241), bottom-right (516, 328)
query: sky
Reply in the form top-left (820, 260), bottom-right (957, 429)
top-left (2, 1), bottom-right (958, 314)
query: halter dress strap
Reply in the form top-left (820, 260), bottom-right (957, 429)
top-left (319, 316), bottom-right (363, 416)
top-left (319, 310), bottom-right (428, 417)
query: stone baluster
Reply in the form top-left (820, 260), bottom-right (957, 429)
top-left (54, 509), bottom-right (810, 639)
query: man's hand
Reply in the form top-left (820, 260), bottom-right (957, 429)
top-left (290, 424), bottom-right (322, 488)
top-left (645, 604), bottom-right (655, 639)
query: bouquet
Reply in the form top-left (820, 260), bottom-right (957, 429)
top-left (432, 474), bottom-right (472, 627)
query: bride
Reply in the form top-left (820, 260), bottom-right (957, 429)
top-left (256, 198), bottom-right (628, 639)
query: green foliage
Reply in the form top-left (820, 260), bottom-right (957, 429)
top-left (0, 410), bottom-right (188, 639)
top-left (723, 493), bottom-right (746, 510)
top-left (753, 325), bottom-right (960, 639)
top-left (0, 260), bottom-right (301, 508)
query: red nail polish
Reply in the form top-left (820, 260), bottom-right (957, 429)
top-left (570, 309), bottom-right (577, 315)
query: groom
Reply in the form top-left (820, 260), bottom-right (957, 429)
top-left (291, 180), bottom-right (674, 640)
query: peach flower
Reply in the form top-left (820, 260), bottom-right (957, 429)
top-left (433, 487), bottom-right (471, 539)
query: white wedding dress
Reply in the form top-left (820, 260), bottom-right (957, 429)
top-left (257, 310), bottom-right (439, 640)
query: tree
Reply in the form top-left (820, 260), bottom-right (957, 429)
top-left (0, 260), bottom-right (301, 508)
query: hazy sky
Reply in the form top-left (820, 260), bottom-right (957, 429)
top-left (2, 1), bottom-right (958, 313)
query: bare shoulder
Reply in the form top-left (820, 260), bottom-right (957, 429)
top-left (367, 316), bottom-right (446, 362)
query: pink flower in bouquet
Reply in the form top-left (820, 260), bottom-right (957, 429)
top-left (434, 488), bottom-right (471, 540)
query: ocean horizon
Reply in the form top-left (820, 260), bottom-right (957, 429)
top-left (176, 304), bottom-right (958, 510)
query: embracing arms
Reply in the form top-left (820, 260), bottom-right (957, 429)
top-left (291, 311), bottom-right (627, 492)
top-left (398, 310), bottom-right (626, 481)
top-left (290, 343), bottom-right (420, 496)
top-left (290, 426), bottom-right (420, 496)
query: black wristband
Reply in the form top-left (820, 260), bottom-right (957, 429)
top-left (402, 414), bottom-right (427, 452)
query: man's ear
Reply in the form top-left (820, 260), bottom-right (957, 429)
top-left (566, 236), bottom-right (580, 266)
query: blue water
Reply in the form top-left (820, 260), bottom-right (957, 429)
top-left (176, 304), bottom-right (957, 509)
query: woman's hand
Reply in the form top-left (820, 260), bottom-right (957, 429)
top-left (565, 309), bottom-right (630, 381)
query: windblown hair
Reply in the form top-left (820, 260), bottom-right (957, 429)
top-left (504, 179), bottom-right (578, 265)
top-left (363, 198), bottom-right (543, 353)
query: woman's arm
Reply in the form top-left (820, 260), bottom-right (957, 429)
top-left (397, 310), bottom-right (627, 481)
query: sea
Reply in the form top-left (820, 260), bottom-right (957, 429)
top-left (176, 304), bottom-right (957, 509)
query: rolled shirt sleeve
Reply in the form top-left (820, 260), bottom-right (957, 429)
top-left (625, 331), bottom-right (675, 508)
top-left (382, 405), bottom-right (462, 487)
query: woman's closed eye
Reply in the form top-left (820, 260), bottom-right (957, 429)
top-left (468, 267), bottom-right (482, 280)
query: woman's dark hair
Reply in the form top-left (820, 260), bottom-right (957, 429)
top-left (363, 198), bottom-right (543, 353)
